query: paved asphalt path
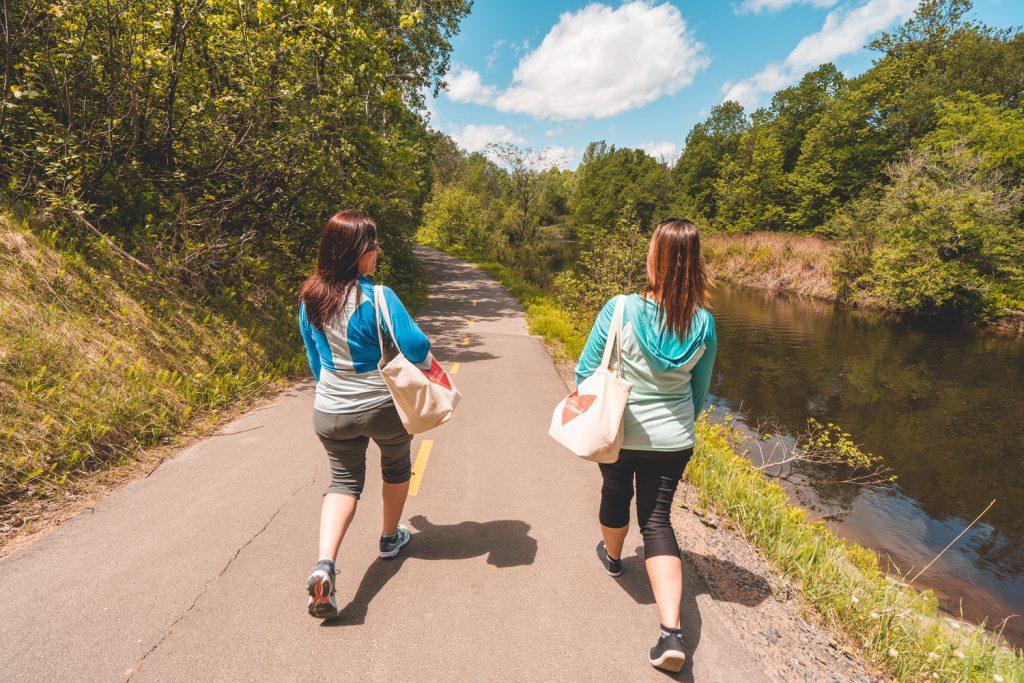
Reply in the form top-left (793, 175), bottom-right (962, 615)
top-left (0, 246), bottom-right (768, 681)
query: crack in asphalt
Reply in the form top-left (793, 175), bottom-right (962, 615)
top-left (125, 461), bottom-right (322, 681)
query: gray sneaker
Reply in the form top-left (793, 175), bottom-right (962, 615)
top-left (306, 559), bottom-right (338, 619)
top-left (379, 524), bottom-right (411, 559)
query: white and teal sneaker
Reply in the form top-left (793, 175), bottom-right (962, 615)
top-left (379, 524), bottom-right (411, 559)
top-left (306, 559), bottom-right (338, 619)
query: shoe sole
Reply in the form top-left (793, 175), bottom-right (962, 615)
top-left (650, 650), bottom-right (686, 672)
top-left (379, 531), bottom-right (411, 559)
top-left (307, 571), bottom-right (338, 619)
top-left (605, 566), bottom-right (622, 577)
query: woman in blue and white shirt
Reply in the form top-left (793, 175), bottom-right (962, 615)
top-left (298, 210), bottom-right (430, 619)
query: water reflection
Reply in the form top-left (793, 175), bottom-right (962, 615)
top-left (708, 283), bottom-right (1024, 645)
top-left (547, 239), bottom-right (579, 273)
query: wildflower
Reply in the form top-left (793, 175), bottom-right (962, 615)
top-left (931, 674), bottom-right (939, 680)
top-left (954, 650), bottom-right (965, 659)
top-left (851, 596), bottom-right (859, 605)
top-left (927, 652), bottom-right (939, 660)
top-left (888, 647), bottom-right (898, 657)
top-left (870, 611), bottom-right (881, 619)
top-left (993, 676), bottom-right (1004, 682)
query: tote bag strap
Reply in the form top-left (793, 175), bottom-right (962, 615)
top-left (599, 295), bottom-right (627, 377)
top-left (373, 284), bottom-right (401, 357)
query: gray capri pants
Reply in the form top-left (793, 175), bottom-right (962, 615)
top-left (313, 403), bottom-right (413, 499)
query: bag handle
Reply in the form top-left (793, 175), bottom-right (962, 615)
top-left (599, 296), bottom-right (627, 377)
top-left (373, 285), bottom-right (401, 357)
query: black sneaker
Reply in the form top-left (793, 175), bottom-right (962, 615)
top-left (649, 631), bottom-right (686, 672)
top-left (306, 559), bottom-right (338, 619)
top-left (596, 540), bottom-right (622, 577)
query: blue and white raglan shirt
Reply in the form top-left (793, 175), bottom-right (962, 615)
top-left (299, 277), bottom-right (430, 414)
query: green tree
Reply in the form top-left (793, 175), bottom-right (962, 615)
top-left (671, 101), bottom-right (747, 220)
top-left (926, 93), bottom-right (1024, 180)
top-left (572, 142), bottom-right (671, 235)
top-left (1, 0), bottom-right (471, 295)
top-left (769, 64), bottom-right (845, 174)
top-left (831, 142), bottom-right (1023, 319)
top-left (791, 0), bottom-right (1022, 232)
top-left (418, 184), bottom-right (495, 251)
top-left (714, 112), bottom-right (787, 233)
top-left (555, 213), bottom-right (649, 327)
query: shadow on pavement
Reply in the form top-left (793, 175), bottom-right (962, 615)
top-left (324, 515), bottom-right (537, 627)
top-left (610, 547), bottom-right (772, 681)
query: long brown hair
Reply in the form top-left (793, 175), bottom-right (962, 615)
top-left (299, 210), bottom-right (377, 329)
top-left (646, 218), bottom-right (708, 339)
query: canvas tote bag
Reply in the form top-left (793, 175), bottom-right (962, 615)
top-left (374, 285), bottom-right (461, 434)
top-left (548, 295), bottom-right (632, 463)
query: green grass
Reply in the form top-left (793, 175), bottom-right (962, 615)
top-left (427, 239), bottom-right (1024, 682)
top-left (1, 211), bottom-right (427, 511)
top-left (690, 419), bottom-right (1023, 682)
top-left (0, 212), bottom-right (306, 507)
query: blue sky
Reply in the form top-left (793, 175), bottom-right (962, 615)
top-left (426, 0), bottom-right (1023, 168)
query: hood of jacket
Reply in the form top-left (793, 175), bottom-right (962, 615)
top-left (625, 294), bottom-right (711, 373)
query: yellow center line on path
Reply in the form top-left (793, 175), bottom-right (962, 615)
top-left (408, 440), bottom-right (433, 496)
top-left (472, 300), bottom-right (477, 306)
top-left (467, 319), bottom-right (476, 327)
top-left (450, 363), bottom-right (461, 375)
top-left (462, 337), bottom-right (469, 345)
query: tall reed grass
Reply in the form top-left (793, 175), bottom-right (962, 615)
top-left (703, 232), bottom-right (834, 300)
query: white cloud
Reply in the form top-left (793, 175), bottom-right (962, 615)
top-left (493, 2), bottom-right (709, 121)
top-left (448, 124), bottom-right (526, 153)
top-left (540, 146), bottom-right (577, 170)
top-left (419, 86), bottom-right (439, 129)
top-left (737, 0), bottom-right (838, 14)
top-left (640, 141), bottom-right (681, 166)
top-left (445, 65), bottom-right (497, 105)
top-left (723, 0), bottom-right (917, 109)
top-left (545, 127), bottom-right (564, 138)
top-left (486, 40), bottom-right (507, 69)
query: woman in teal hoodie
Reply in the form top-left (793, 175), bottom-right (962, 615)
top-left (575, 218), bottom-right (716, 673)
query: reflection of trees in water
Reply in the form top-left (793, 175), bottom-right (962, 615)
top-left (711, 283), bottom-right (1024, 578)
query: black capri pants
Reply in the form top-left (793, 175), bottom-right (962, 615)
top-left (598, 447), bottom-right (694, 559)
top-left (313, 403), bottom-right (413, 499)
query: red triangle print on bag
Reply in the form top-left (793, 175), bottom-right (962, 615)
top-left (562, 389), bottom-right (597, 425)
top-left (422, 357), bottom-right (452, 391)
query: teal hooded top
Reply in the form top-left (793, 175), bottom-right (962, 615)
top-left (574, 294), bottom-right (717, 452)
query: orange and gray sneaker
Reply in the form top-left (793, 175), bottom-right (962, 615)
top-left (306, 559), bottom-right (338, 619)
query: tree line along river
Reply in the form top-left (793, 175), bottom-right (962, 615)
top-left (548, 239), bottom-right (1024, 647)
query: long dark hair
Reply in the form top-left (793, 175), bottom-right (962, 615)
top-left (646, 218), bottom-right (708, 339)
top-left (299, 210), bottom-right (377, 330)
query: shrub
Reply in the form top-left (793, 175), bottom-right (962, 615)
top-left (829, 143), bottom-right (1024, 320)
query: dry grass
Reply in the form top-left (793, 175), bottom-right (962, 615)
top-left (703, 232), bottom-right (835, 301)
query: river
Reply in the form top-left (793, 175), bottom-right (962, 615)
top-left (709, 283), bottom-right (1024, 646)
top-left (548, 239), bottom-right (1024, 646)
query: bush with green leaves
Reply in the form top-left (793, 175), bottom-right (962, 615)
top-left (830, 138), bottom-right (1023, 320)
top-left (418, 184), bottom-right (500, 251)
top-left (555, 214), bottom-right (649, 328)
